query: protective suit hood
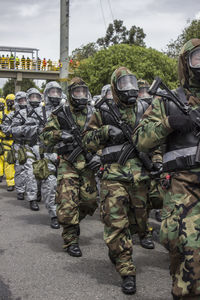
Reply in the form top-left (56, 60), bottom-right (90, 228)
top-left (178, 38), bottom-right (200, 91)
top-left (15, 91), bottom-right (27, 111)
top-left (26, 87), bottom-right (42, 109)
top-left (68, 77), bottom-right (88, 110)
top-left (111, 67), bottom-right (138, 106)
top-left (44, 81), bottom-right (63, 109)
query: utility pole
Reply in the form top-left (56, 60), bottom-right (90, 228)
top-left (60, 0), bottom-right (69, 94)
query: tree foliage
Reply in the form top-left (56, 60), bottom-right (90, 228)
top-left (71, 44), bottom-right (178, 95)
top-left (3, 79), bottom-right (38, 97)
top-left (71, 42), bottom-right (98, 61)
top-left (97, 19), bottom-right (146, 48)
top-left (165, 19), bottom-right (200, 58)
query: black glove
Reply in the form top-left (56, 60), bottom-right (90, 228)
top-left (86, 155), bottom-right (101, 171)
top-left (151, 162), bottom-right (163, 177)
top-left (168, 115), bottom-right (194, 132)
top-left (61, 131), bottom-right (74, 143)
top-left (108, 125), bottom-right (124, 143)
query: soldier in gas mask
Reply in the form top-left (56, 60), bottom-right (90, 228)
top-left (133, 39), bottom-right (200, 299)
top-left (40, 77), bottom-right (98, 256)
top-left (83, 67), bottom-right (154, 295)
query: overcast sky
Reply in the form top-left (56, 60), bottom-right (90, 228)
top-left (0, 0), bottom-right (199, 87)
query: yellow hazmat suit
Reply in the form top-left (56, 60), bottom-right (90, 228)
top-left (0, 94), bottom-right (15, 189)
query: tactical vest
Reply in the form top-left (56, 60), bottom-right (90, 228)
top-left (163, 87), bottom-right (200, 172)
top-left (100, 100), bottom-right (150, 164)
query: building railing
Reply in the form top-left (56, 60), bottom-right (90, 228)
top-left (0, 58), bottom-right (62, 71)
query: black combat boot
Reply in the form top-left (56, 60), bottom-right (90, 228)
top-left (0, 176), bottom-right (3, 182)
top-left (50, 217), bottom-right (60, 229)
top-left (17, 192), bottom-right (24, 200)
top-left (140, 234), bottom-right (155, 249)
top-left (121, 275), bottom-right (136, 295)
top-left (7, 185), bottom-right (14, 192)
top-left (30, 200), bottom-right (39, 211)
top-left (66, 244), bottom-right (82, 257)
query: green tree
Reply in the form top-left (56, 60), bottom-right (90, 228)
top-left (71, 42), bottom-right (98, 61)
top-left (97, 19), bottom-right (146, 48)
top-left (165, 19), bottom-right (200, 58)
top-left (3, 79), bottom-right (38, 96)
top-left (72, 44), bottom-right (178, 95)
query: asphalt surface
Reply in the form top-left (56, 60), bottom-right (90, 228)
top-left (0, 180), bottom-right (172, 300)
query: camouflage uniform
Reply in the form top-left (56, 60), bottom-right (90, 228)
top-left (83, 67), bottom-right (151, 277)
top-left (133, 39), bottom-right (200, 299)
top-left (137, 79), bottom-right (163, 212)
top-left (40, 77), bottom-right (98, 248)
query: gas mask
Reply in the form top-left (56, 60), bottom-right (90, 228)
top-left (6, 100), bottom-right (14, 110)
top-left (48, 87), bottom-right (62, 107)
top-left (70, 85), bottom-right (88, 109)
top-left (188, 47), bottom-right (200, 80)
top-left (18, 97), bottom-right (27, 110)
top-left (29, 93), bottom-right (41, 108)
top-left (116, 75), bottom-right (138, 105)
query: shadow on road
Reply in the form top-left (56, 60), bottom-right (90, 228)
top-left (62, 257), bottom-right (120, 287)
top-left (0, 275), bottom-right (21, 300)
top-left (14, 213), bottom-right (50, 226)
top-left (30, 233), bottom-right (63, 253)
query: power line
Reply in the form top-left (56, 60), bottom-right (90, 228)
top-left (99, 0), bottom-right (107, 31)
top-left (107, 0), bottom-right (114, 22)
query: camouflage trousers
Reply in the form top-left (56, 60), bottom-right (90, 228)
top-left (148, 178), bottom-right (163, 210)
top-left (100, 179), bottom-right (149, 277)
top-left (160, 171), bottom-right (200, 299)
top-left (56, 158), bottom-right (98, 249)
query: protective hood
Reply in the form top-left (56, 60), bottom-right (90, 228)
top-left (101, 84), bottom-right (113, 100)
top-left (111, 67), bottom-right (138, 106)
top-left (68, 77), bottom-right (88, 110)
top-left (5, 93), bottom-right (15, 111)
top-left (178, 38), bottom-right (200, 98)
top-left (26, 87), bottom-right (42, 109)
top-left (15, 91), bottom-right (27, 111)
top-left (137, 79), bottom-right (152, 100)
top-left (44, 81), bottom-right (63, 109)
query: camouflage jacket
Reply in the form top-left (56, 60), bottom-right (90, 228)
top-left (83, 102), bottom-right (150, 184)
top-left (133, 95), bottom-right (200, 173)
top-left (40, 104), bottom-right (93, 171)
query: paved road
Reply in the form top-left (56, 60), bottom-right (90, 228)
top-left (0, 180), bottom-right (172, 300)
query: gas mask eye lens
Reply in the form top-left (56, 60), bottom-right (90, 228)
top-left (189, 48), bottom-right (200, 69)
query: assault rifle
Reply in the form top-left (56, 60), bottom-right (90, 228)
top-left (95, 97), bottom-right (137, 165)
top-left (28, 108), bottom-right (46, 127)
top-left (62, 105), bottom-right (92, 164)
top-left (148, 77), bottom-right (189, 113)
